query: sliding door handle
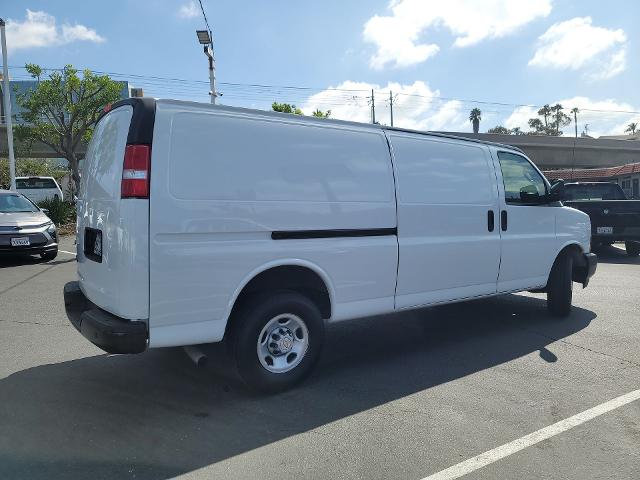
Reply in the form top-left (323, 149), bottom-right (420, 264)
top-left (487, 210), bottom-right (495, 232)
top-left (501, 210), bottom-right (508, 231)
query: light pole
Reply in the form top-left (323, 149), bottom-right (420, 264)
top-left (0, 18), bottom-right (16, 190)
top-left (196, 30), bottom-right (217, 104)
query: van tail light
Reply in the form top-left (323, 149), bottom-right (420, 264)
top-left (121, 145), bottom-right (151, 198)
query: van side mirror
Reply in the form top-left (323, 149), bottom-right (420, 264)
top-left (41, 208), bottom-right (50, 215)
top-left (549, 179), bottom-right (565, 202)
top-left (519, 191), bottom-right (541, 204)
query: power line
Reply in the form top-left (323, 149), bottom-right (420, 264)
top-left (197, 0), bottom-right (212, 34)
top-left (7, 65), bottom-right (640, 115)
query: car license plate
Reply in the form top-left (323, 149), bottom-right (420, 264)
top-left (597, 226), bottom-right (613, 234)
top-left (11, 237), bottom-right (30, 247)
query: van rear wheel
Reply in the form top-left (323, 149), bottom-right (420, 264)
top-left (625, 241), bottom-right (640, 257)
top-left (230, 291), bottom-right (324, 393)
top-left (547, 252), bottom-right (573, 318)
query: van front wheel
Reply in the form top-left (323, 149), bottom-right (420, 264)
top-left (230, 292), bottom-right (324, 393)
top-left (547, 252), bottom-right (573, 318)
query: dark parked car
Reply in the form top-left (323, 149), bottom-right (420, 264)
top-left (560, 182), bottom-right (640, 257)
top-left (0, 189), bottom-right (58, 260)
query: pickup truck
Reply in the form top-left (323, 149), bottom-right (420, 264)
top-left (561, 182), bottom-right (640, 257)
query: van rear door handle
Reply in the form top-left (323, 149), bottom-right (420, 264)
top-left (487, 210), bottom-right (495, 232)
top-left (501, 210), bottom-right (508, 231)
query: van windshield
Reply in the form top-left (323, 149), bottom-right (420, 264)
top-left (0, 194), bottom-right (39, 213)
top-left (563, 184), bottom-right (626, 201)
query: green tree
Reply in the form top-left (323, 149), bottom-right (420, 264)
top-left (469, 108), bottom-right (482, 134)
top-left (487, 125), bottom-right (510, 134)
top-left (311, 108), bottom-right (331, 118)
top-left (14, 64), bottom-right (122, 186)
top-left (626, 122), bottom-right (638, 135)
top-left (271, 102), bottom-right (303, 115)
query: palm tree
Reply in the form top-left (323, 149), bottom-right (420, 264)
top-left (570, 107), bottom-right (579, 138)
top-left (469, 108), bottom-right (482, 134)
top-left (626, 122), bottom-right (638, 135)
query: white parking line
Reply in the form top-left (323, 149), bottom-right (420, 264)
top-left (422, 388), bottom-right (640, 480)
top-left (59, 249), bottom-right (77, 256)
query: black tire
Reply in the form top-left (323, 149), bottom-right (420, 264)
top-left (229, 291), bottom-right (325, 393)
top-left (547, 252), bottom-right (573, 318)
top-left (40, 249), bottom-right (58, 261)
top-left (625, 241), bottom-right (640, 257)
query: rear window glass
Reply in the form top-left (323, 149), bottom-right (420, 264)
top-left (16, 178), bottom-right (57, 189)
top-left (563, 184), bottom-right (626, 200)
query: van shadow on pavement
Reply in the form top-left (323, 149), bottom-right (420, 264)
top-left (592, 244), bottom-right (640, 265)
top-left (0, 254), bottom-right (74, 269)
top-left (0, 294), bottom-right (595, 480)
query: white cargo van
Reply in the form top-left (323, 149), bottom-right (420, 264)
top-left (64, 98), bottom-right (597, 392)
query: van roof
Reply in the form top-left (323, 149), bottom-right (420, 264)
top-left (109, 97), bottom-right (525, 155)
top-left (15, 176), bottom-right (55, 180)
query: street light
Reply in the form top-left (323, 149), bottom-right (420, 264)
top-left (196, 30), bottom-right (211, 45)
top-left (195, 30), bottom-right (217, 104)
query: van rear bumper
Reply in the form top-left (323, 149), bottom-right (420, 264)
top-left (63, 281), bottom-right (148, 354)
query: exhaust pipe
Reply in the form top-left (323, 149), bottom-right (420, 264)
top-left (183, 345), bottom-right (208, 367)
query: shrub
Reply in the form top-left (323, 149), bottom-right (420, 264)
top-left (37, 197), bottom-right (76, 226)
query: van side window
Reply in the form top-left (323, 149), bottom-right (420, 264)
top-left (497, 151), bottom-right (547, 205)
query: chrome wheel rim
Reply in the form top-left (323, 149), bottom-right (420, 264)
top-left (257, 313), bottom-right (309, 374)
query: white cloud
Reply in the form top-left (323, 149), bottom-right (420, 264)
top-left (504, 97), bottom-right (639, 137)
top-left (5, 9), bottom-right (104, 51)
top-left (529, 17), bottom-right (627, 80)
top-left (302, 81), bottom-right (639, 138)
top-left (364, 0), bottom-right (552, 69)
top-left (178, 1), bottom-right (200, 19)
top-left (302, 80), bottom-right (468, 131)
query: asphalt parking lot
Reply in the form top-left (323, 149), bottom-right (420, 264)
top-left (1, 236), bottom-right (639, 480)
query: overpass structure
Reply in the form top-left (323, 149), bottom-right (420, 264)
top-left (441, 132), bottom-right (640, 170)
top-left (2, 124), bottom-right (640, 170)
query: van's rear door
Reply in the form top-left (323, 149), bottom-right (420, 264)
top-left (77, 99), bottom-right (155, 320)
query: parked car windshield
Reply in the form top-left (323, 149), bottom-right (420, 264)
top-left (16, 178), bottom-right (57, 189)
top-left (563, 184), bottom-right (626, 201)
top-left (0, 194), bottom-right (39, 213)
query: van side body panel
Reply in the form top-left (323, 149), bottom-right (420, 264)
top-left (148, 102), bottom-right (398, 347)
top-left (387, 132), bottom-right (502, 308)
top-left (77, 105), bottom-right (150, 320)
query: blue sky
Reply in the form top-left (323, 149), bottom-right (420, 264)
top-left (3, 0), bottom-right (639, 136)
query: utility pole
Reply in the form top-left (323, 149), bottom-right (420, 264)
top-left (0, 18), bottom-right (16, 190)
top-left (370, 89), bottom-right (376, 124)
top-left (389, 90), bottom-right (394, 127)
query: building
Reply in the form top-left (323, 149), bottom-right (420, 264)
top-left (598, 134), bottom-right (640, 141)
top-left (0, 79), bottom-right (131, 125)
top-left (0, 79), bottom-right (132, 159)
top-left (544, 162), bottom-right (640, 199)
